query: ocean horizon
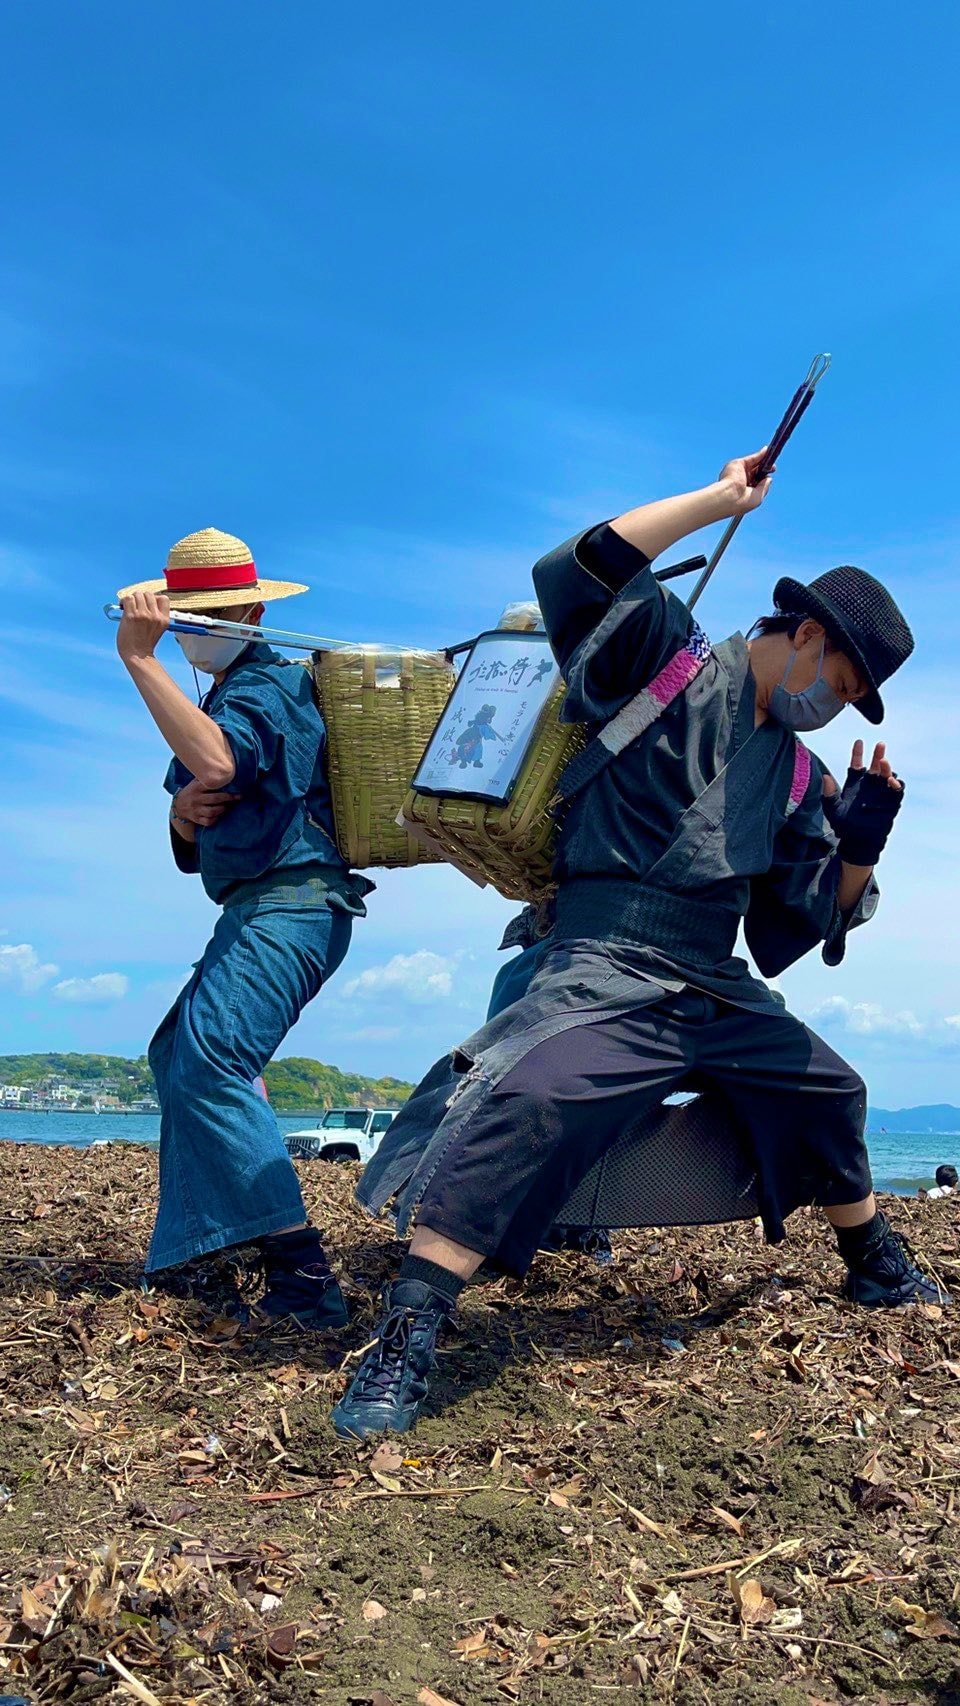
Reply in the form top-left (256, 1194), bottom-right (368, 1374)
top-left (2, 1109), bottom-right (958, 1198)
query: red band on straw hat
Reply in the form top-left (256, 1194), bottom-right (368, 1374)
top-left (165, 561), bottom-right (258, 591)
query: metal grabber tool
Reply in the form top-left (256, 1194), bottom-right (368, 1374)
top-left (685, 352), bottom-right (832, 612)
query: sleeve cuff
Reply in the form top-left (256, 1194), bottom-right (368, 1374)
top-left (170, 822), bottom-right (200, 874)
top-left (822, 873), bottom-right (879, 966)
top-left (576, 522), bottom-right (652, 593)
top-left (220, 726), bottom-right (258, 791)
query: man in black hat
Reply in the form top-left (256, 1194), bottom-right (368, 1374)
top-left (335, 450), bottom-right (946, 1440)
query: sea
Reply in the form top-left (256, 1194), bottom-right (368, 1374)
top-left (1, 1110), bottom-right (957, 1197)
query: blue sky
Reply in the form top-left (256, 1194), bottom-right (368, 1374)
top-left (0, 1), bottom-right (957, 1106)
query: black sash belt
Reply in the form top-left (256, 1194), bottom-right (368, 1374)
top-left (553, 880), bottom-right (739, 968)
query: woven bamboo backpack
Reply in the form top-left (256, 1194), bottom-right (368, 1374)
top-left (311, 610), bottom-right (582, 897)
top-left (310, 647), bottom-right (457, 869)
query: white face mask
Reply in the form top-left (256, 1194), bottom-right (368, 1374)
top-left (175, 632), bottom-right (249, 674)
top-left (175, 607), bottom-right (256, 675)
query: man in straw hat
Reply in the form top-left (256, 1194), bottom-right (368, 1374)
top-left (333, 449), bottom-right (947, 1440)
top-left (116, 528), bottom-right (373, 1324)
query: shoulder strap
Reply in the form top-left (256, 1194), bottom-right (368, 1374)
top-left (558, 622), bottom-right (713, 807)
top-left (784, 739), bottom-right (812, 818)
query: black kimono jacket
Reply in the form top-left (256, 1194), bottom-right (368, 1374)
top-left (538, 522), bottom-right (876, 1002)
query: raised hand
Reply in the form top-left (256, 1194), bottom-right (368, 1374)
top-left (822, 739), bottom-right (904, 867)
top-left (117, 590), bottom-right (171, 664)
top-left (717, 447), bottom-right (777, 517)
top-left (861, 737), bottom-right (903, 793)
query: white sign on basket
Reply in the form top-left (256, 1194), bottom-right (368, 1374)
top-left (412, 630), bottom-right (561, 806)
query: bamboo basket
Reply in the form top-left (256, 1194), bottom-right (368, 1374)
top-left (311, 648), bottom-right (457, 869)
top-left (400, 682), bottom-right (586, 902)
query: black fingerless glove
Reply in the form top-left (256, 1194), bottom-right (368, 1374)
top-left (822, 767), bottom-right (904, 867)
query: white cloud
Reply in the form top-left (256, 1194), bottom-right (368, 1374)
top-left (342, 950), bottom-right (455, 1005)
top-left (807, 995), bottom-right (924, 1037)
top-left (806, 995), bottom-right (959, 1043)
top-left (52, 972), bottom-right (130, 1005)
top-left (0, 941), bottom-right (59, 993)
top-left (847, 1004), bottom-right (925, 1038)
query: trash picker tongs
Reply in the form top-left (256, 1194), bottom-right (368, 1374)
top-left (101, 605), bottom-right (431, 659)
top-left (685, 352), bottom-right (832, 612)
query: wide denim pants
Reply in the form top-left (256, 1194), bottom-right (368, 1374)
top-left (145, 880), bottom-right (354, 1272)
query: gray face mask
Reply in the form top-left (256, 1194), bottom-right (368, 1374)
top-left (767, 638), bottom-right (845, 732)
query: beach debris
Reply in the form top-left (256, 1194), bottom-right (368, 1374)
top-left (728, 1574), bottom-right (776, 1626)
top-left (0, 1141), bottom-right (957, 1703)
top-left (890, 1598), bottom-right (960, 1640)
top-left (712, 1504), bottom-right (746, 1538)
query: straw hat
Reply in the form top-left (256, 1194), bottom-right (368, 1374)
top-left (118, 528), bottom-right (308, 611)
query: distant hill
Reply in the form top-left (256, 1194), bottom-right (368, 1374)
top-left (0, 1052), bottom-right (413, 1112)
top-left (0, 1053), bottom-right (154, 1103)
top-left (869, 1105), bottom-right (960, 1133)
top-left (261, 1056), bottom-right (413, 1110)
top-left (3, 1057), bottom-right (951, 1125)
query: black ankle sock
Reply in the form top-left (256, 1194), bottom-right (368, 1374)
top-left (835, 1210), bottom-right (884, 1263)
top-left (260, 1226), bottom-right (327, 1259)
top-left (395, 1254), bottom-right (466, 1309)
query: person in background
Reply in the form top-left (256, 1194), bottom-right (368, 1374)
top-left (116, 528), bottom-right (372, 1325)
top-left (920, 1165), bottom-right (958, 1201)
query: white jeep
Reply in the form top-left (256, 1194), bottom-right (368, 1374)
top-left (283, 1106), bottom-right (398, 1166)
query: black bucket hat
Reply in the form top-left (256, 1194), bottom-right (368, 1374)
top-left (772, 565), bottom-right (914, 725)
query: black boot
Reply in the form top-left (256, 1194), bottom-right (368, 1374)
top-left (141, 1252), bottom-right (247, 1315)
top-left (331, 1280), bottom-right (451, 1440)
top-left (257, 1228), bottom-right (349, 1328)
top-left (541, 1225), bottom-right (615, 1267)
top-left (841, 1213), bottom-right (951, 1309)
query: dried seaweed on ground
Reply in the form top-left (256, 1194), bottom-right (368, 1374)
top-left (1, 1140), bottom-right (959, 1704)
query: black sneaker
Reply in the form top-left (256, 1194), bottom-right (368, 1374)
top-left (842, 1218), bottom-right (951, 1309)
top-left (257, 1229), bottom-right (349, 1328)
top-left (331, 1281), bottom-right (450, 1440)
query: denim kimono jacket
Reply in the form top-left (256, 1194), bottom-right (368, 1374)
top-left (165, 643), bottom-right (369, 909)
top-left (358, 523), bottom-right (876, 1235)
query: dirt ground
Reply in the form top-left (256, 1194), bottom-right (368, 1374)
top-left (1, 1142), bottom-right (959, 1706)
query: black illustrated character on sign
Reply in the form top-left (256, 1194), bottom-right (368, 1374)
top-left (453, 704), bottom-right (501, 769)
